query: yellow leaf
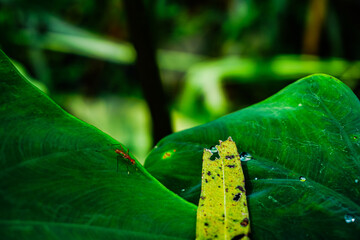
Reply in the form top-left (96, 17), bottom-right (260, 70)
top-left (196, 136), bottom-right (250, 240)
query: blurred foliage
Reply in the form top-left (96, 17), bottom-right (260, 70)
top-left (180, 55), bottom-right (360, 121)
top-left (1, 0), bottom-right (360, 160)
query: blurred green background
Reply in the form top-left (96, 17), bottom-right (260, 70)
top-left (1, 0), bottom-right (360, 163)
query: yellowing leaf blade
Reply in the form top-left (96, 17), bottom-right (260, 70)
top-left (196, 137), bottom-right (250, 240)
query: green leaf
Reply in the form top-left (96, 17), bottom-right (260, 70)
top-left (0, 50), bottom-right (196, 239)
top-left (145, 74), bottom-right (360, 239)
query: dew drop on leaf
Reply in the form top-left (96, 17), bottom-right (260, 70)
top-left (254, 177), bottom-right (258, 180)
top-left (181, 189), bottom-right (186, 192)
top-left (210, 146), bottom-right (218, 153)
top-left (299, 176), bottom-right (306, 182)
top-left (355, 179), bottom-right (359, 184)
top-left (344, 214), bottom-right (355, 223)
top-left (240, 152), bottom-right (253, 161)
top-left (209, 146), bottom-right (220, 160)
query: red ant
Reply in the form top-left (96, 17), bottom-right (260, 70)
top-left (113, 145), bottom-right (136, 173)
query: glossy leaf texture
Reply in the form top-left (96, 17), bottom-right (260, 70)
top-left (0, 50), bottom-right (196, 239)
top-left (145, 74), bottom-right (360, 239)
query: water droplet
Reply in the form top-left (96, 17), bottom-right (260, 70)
top-left (209, 146), bottom-right (220, 160)
top-left (355, 179), bottom-right (359, 184)
top-left (181, 189), bottom-right (186, 192)
top-left (210, 146), bottom-right (218, 153)
top-left (254, 177), bottom-right (258, 180)
top-left (299, 176), bottom-right (306, 182)
top-left (240, 152), bottom-right (253, 161)
top-left (298, 103), bottom-right (302, 107)
top-left (344, 214), bottom-right (355, 223)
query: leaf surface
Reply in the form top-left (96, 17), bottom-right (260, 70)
top-left (145, 74), bottom-right (360, 239)
top-left (0, 50), bottom-right (196, 239)
top-left (196, 137), bottom-right (250, 240)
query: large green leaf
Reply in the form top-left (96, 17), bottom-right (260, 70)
top-left (0, 50), bottom-right (196, 239)
top-left (145, 74), bottom-right (360, 239)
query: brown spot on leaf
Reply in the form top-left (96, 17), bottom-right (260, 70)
top-left (240, 218), bottom-right (249, 227)
top-left (233, 193), bottom-right (241, 201)
top-left (231, 234), bottom-right (245, 240)
top-left (236, 185), bottom-right (245, 192)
